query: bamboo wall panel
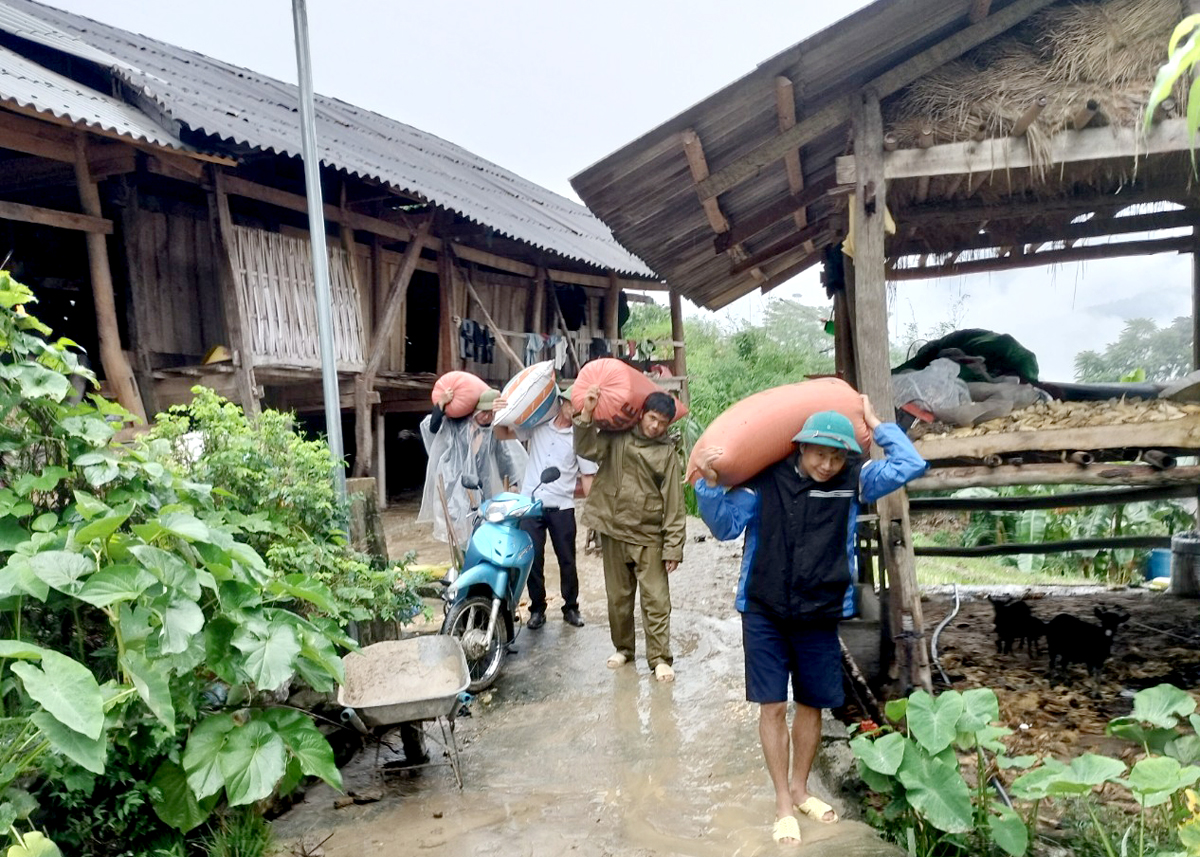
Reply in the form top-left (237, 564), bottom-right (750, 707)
top-left (230, 226), bottom-right (364, 369)
top-left (133, 208), bottom-right (221, 359)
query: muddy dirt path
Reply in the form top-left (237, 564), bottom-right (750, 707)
top-left (273, 500), bottom-right (897, 857)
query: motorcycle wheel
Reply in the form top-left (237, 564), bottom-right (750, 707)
top-left (442, 595), bottom-right (508, 692)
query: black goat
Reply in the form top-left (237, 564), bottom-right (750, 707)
top-left (988, 595), bottom-right (1039, 654)
top-left (1045, 605), bottom-right (1130, 677)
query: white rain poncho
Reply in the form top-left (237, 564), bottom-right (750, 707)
top-left (418, 413), bottom-right (527, 545)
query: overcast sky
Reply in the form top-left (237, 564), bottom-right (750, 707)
top-left (42, 0), bottom-right (1194, 382)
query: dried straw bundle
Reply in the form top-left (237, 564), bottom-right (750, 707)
top-left (884, 0), bottom-right (1184, 170)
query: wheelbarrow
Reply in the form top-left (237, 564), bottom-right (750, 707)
top-left (337, 635), bottom-right (470, 788)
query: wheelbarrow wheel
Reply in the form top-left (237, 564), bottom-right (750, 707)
top-left (442, 595), bottom-right (508, 692)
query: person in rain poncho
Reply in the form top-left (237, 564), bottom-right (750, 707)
top-left (418, 387), bottom-right (527, 546)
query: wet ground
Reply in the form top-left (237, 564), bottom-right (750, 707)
top-left (272, 496), bottom-right (901, 856)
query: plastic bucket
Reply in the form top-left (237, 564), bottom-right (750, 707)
top-left (1170, 532), bottom-right (1200, 597)
top-left (1146, 548), bottom-right (1172, 580)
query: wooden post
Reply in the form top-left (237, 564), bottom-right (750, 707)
top-left (208, 168), bottom-right (260, 416)
top-left (1193, 226), bottom-right (1200, 529)
top-left (341, 208), bottom-right (376, 479)
top-left (669, 288), bottom-right (689, 406)
top-left (374, 410), bottom-right (387, 509)
top-left (117, 179), bottom-right (159, 417)
top-left (851, 89), bottom-right (931, 694)
top-left (437, 243), bottom-right (457, 374)
top-left (356, 219), bottom-right (432, 478)
top-left (74, 135), bottom-right (148, 424)
top-left (605, 270), bottom-right (621, 344)
top-left (529, 267), bottom-right (547, 336)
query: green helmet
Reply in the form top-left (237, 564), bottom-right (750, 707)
top-left (793, 410), bottom-right (862, 454)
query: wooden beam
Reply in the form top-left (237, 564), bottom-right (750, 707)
top-left (0, 198), bottom-right (111, 233)
top-left (209, 169), bottom-right (260, 416)
top-left (462, 271), bottom-right (525, 372)
top-left (914, 414), bottom-right (1200, 461)
top-left (891, 208), bottom-right (1200, 256)
top-left (681, 129), bottom-right (730, 234)
top-left (910, 483), bottom-right (1198, 511)
top-left (437, 240), bottom-right (457, 373)
top-left (775, 75), bottom-right (815, 254)
top-left (695, 0), bottom-right (1057, 200)
top-left (910, 462), bottom-right (1200, 490)
top-left (916, 534), bottom-right (1169, 558)
top-left (891, 235), bottom-right (1192, 280)
top-left (714, 175), bottom-right (836, 253)
top-left (896, 184), bottom-right (1184, 227)
top-left (682, 129), bottom-right (765, 281)
top-left (219, 172), bottom-right (661, 292)
top-left (730, 223), bottom-right (832, 274)
top-left (837, 118), bottom-right (1199, 185)
top-left (118, 181), bottom-right (158, 417)
top-left (342, 189), bottom-right (375, 479)
top-left (363, 219), bottom-right (432, 379)
top-left (74, 135), bottom-right (146, 424)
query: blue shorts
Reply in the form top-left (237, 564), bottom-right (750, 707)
top-left (741, 611), bottom-right (844, 709)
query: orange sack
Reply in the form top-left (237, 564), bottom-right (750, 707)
top-left (432, 371), bottom-right (490, 419)
top-left (686, 377), bottom-right (871, 486)
top-left (572, 358), bottom-right (688, 431)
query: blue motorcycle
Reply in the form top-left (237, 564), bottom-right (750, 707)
top-left (440, 467), bottom-right (559, 692)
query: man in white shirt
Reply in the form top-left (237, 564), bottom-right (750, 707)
top-left (494, 386), bottom-right (596, 629)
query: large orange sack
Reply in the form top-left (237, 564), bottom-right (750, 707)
top-left (572, 358), bottom-right (688, 431)
top-left (432, 371), bottom-right (489, 419)
top-left (686, 377), bottom-right (870, 486)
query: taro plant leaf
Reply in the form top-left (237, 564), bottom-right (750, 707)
top-left (884, 697), bottom-right (908, 726)
top-left (896, 742), bottom-right (974, 834)
top-left (263, 708), bottom-right (343, 789)
top-left (857, 760), bottom-right (897, 794)
top-left (1133, 684), bottom-right (1197, 728)
top-left (149, 760), bottom-right (210, 833)
top-left (1046, 753), bottom-right (1127, 796)
top-left (272, 575), bottom-right (340, 615)
top-left (0, 640), bottom-right (49, 660)
top-left (76, 564), bottom-right (157, 608)
top-left (1118, 756), bottom-right (1200, 808)
top-left (6, 830), bottom-right (63, 857)
top-left (12, 468), bottom-right (69, 498)
top-left (183, 714), bottom-right (236, 799)
top-left (276, 757), bottom-right (304, 798)
top-left (74, 508), bottom-right (131, 546)
top-left (232, 618), bottom-right (300, 691)
top-left (131, 545), bottom-right (202, 600)
top-left (907, 690), bottom-right (965, 755)
top-left (956, 687), bottom-right (1000, 733)
top-left (26, 551), bottom-right (93, 595)
top-left (158, 511), bottom-right (211, 543)
top-left (1167, 735), bottom-right (1200, 766)
top-left (120, 651), bottom-right (175, 734)
top-left (2, 363), bottom-right (70, 401)
top-left (218, 718), bottom-right (288, 807)
top-left (1106, 716), bottom-right (1178, 755)
top-left (967, 725), bottom-right (1013, 754)
top-left (989, 804), bottom-right (1029, 857)
top-left (72, 491), bottom-right (110, 520)
top-left (1010, 759), bottom-right (1069, 801)
top-left (159, 597), bottom-right (205, 655)
top-left (850, 731), bottom-right (906, 776)
top-left (29, 711), bottom-right (106, 774)
top-left (12, 651), bottom-right (104, 739)
top-left (0, 519), bottom-right (27, 552)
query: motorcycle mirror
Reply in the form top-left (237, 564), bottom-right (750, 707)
top-left (539, 467), bottom-right (561, 484)
top-left (461, 474), bottom-right (482, 490)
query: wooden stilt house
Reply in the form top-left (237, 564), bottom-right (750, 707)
top-left (0, 0), bottom-right (672, 503)
top-left (573, 0), bottom-right (1200, 694)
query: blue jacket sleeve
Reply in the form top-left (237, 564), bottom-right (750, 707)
top-left (695, 479), bottom-right (759, 541)
top-left (860, 423), bottom-right (928, 504)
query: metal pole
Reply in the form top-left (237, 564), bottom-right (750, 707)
top-left (291, 0), bottom-right (346, 498)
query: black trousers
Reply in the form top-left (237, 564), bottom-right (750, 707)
top-left (520, 507), bottom-right (578, 614)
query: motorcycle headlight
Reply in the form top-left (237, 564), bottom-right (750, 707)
top-left (483, 500), bottom-right (516, 523)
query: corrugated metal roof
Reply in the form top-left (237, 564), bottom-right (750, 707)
top-left (0, 0), bottom-right (655, 279)
top-left (0, 42), bottom-right (188, 150)
top-left (571, 0), bottom-right (1027, 307)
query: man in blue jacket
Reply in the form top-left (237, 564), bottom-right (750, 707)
top-left (692, 395), bottom-right (926, 847)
